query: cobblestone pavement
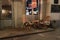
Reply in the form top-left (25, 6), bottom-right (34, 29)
top-left (0, 28), bottom-right (60, 40)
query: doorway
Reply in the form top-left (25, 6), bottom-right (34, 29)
top-left (25, 0), bottom-right (40, 23)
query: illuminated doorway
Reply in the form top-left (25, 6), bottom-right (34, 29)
top-left (26, 0), bottom-right (40, 23)
top-left (0, 0), bottom-right (13, 29)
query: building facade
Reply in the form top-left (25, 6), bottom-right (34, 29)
top-left (0, 0), bottom-right (60, 29)
top-left (50, 0), bottom-right (60, 28)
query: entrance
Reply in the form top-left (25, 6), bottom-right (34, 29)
top-left (25, 0), bottom-right (40, 23)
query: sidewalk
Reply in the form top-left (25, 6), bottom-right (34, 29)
top-left (0, 28), bottom-right (54, 39)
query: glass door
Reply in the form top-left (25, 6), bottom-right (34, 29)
top-left (26, 0), bottom-right (40, 23)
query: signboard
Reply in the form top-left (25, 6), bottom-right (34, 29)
top-left (51, 5), bottom-right (60, 13)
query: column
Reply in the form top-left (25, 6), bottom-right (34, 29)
top-left (13, 0), bottom-right (26, 28)
top-left (46, 0), bottom-right (51, 17)
top-left (40, 0), bottom-right (43, 20)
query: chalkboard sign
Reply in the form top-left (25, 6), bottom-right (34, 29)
top-left (51, 5), bottom-right (60, 13)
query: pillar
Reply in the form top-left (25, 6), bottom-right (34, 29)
top-left (39, 0), bottom-right (43, 20)
top-left (46, 0), bottom-right (51, 17)
top-left (13, 0), bottom-right (26, 28)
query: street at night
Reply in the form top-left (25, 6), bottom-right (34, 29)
top-left (1, 28), bottom-right (60, 40)
top-left (0, 0), bottom-right (60, 40)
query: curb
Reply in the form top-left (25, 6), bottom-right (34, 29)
top-left (0, 29), bottom-right (55, 39)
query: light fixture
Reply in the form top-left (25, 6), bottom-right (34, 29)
top-left (2, 9), bottom-right (6, 14)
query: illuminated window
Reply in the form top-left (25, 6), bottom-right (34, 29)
top-left (1, 0), bottom-right (12, 20)
top-left (26, 0), bottom-right (39, 15)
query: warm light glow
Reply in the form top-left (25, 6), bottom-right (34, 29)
top-left (41, 0), bottom-right (43, 4)
top-left (32, 2), bottom-right (37, 8)
top-left (31, 0), bottom-right (37, 8)
top-left (2, 9), bottom-right (6, 14)
top-left (32, 0), bottom-right (36, 2)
